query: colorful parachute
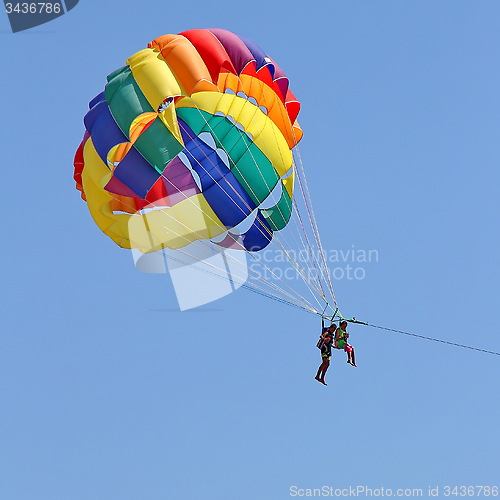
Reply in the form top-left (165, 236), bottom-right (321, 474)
top-left (74, 29), bottom-right (302, 254)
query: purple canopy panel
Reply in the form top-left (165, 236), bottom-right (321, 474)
top-left (208, 29), bottom-right (256, 75)
top-left (161, 156), bottom-right (201, 206)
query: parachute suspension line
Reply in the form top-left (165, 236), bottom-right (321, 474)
top-left (272, 94), bottom-right (336, 310)
top-left (184, 91), bottom-right (331, 303)
top-left (320, 303), bottom-right (331, 324)
top-left (103, 99), bottom-right (333, 315)
top-left (172, 113), bottom-right (327, 312)
top-left (182, 100), bottom-right (328, 304)
top-left (146, 199), bottom-right (320, 313)
top-left (128, 195), bottom-right (309, 309)
top-left (247, 78), bottom-right (332, 305)
top-left (247, 81), bottom-right (336, 304)
top-left (102, 154), bottom-right (319, 312)
top-left (119, 145), bottom-right (324, 315)
top-left (238, 285), bottom-right (323, 315)
top-left (292, 148), bottom-right (337, 308)
top-left (176, 103), bottom-right (331, 311)
top-left (294, 154), bottom-right (336, 306)
top-left (112, 187), bottom-right (320, 313)
top-left (109, 171), bottom-right (333, 318)
top-left (289, 188), bottom-right (329, 303)
top-left (155, 247), bottom-right (319, 315)
top-left (274, 151), bottom-right (335, 313)
top-left (286, 114), bottom-right (337, 310)
top-left (135, 113), bottom-right (320, 311)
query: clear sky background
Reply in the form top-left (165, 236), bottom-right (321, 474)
top-left (1, 1), bottom-right (499, 499)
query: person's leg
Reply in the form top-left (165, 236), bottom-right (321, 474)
top-left (344, 344), bottom-right (356, 366)
top-left (350, 347), bottom-right (357, 367)
top-left (319, 358), bottom-right (330, 384)
top-left (315, 360), bottom-right (324, 381)
top-left (319, 359), bottom-right (328, 376)
top-left (344, 345), bottom-right (350, 364)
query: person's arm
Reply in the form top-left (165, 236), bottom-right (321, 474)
top-left (320, 342), bottom-right (327, 354)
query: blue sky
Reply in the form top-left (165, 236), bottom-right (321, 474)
top-left (1, 1), bottom-right (499, 499)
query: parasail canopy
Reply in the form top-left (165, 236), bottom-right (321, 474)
top-left (74, 29), bottom-right (338, 316)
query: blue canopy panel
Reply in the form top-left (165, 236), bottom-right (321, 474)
top-left (84, 95), bottom-right (128, 167)
top-left (177, 118), bottom-right (257, 227)
top-left (179, 129), bottom-right (226, 189)
top-left (202, 170), bottom-right (257, 228)
top-left (240, 212), bottom-right (273, 251)
top-left (112, 146), bottom-right (161, 199)
top-left (88, 91), bottom-right (105, 110)
top-left (214, 211), bottom-right (274, 252)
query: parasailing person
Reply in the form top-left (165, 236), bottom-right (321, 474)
top-left (315, 323), bottom-right (337, 385)
top-left (335, 321), bottom-right (357, 367)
